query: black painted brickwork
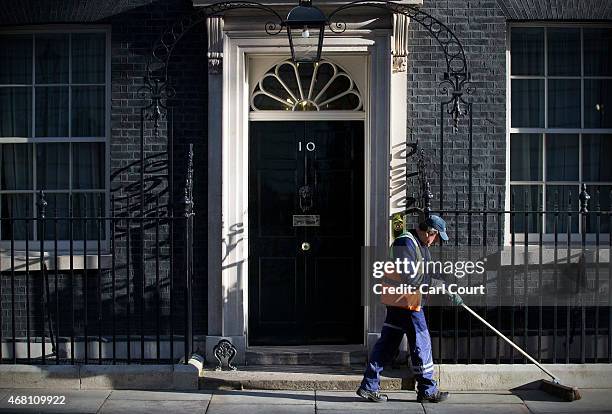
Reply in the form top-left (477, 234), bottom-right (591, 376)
top-left (1, 0), bottom-right (209, 346)
top-left (405, 0), bottom-right (507, 246)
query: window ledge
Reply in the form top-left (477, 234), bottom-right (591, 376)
top-left (492, 246), bottom-right (610, 267)
top-left (0, 250), bottom-right (112, 272)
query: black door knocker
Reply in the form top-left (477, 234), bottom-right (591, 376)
top-left (299, 184), bottom-right (313, 213)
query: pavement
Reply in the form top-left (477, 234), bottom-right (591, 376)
top-left (0, 388), bottom-right (611, 413)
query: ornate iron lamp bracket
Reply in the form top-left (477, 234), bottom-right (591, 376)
top-left (328, 1), bottom-right (474, 132)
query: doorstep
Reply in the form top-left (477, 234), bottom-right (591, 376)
top-left (245, 345), bottom-right (367, 367)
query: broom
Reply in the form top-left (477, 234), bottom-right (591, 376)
top-left (461, 303), bottom-right (581, 402)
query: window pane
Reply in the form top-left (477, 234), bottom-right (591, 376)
top-left (511, 27), bottom-right (544, 75)
top-left (72, 86), bottom-right (104, 136)
top-left (0, 194), bottom-right (33, 240)
top-left (584, 28), bottom-right (612, 76)
top-left (0, 35), bottom-right (32, 84)
top-left (583, 134), bottom-right (612, 182)
top-left (586, 185), bottom-right (611, 233)
top-left (547, 28), bottom-right (580, 76)
top-left (546, 134), bottom-right (579, 181)
top-left (511, 79), bottom-right (544, 127)
top-left (73, 143), bottom-right (104, 189)
top-left (510, 133), bottom-right (542, 181)
top-left (35, 87), bottom-right (68, 137)
top-left (0, 144), bottom-right (32, 190)
top-left (0, 87), bottom-right (31, 138)
top-left (548, 79), bottom-right (580, 128)
top-left (72, 192), bottom-right (105, 240)
top-left (72, 33), bottom-right (105, 84)
top-left (545, 185), bottom-right (579, 234)
top-left (35, 34), bottom-right (69, 84)
top-left (584, 79), bottom-right (612, 129)
top-left (36, 143), bottom-right (69, 190)
top-left (510, 185), bottom-right (542, 233)
top-left (37, 193), bottom-right (69, 240)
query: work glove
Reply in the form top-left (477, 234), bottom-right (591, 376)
top-left (448, 293), bottom-right (463, 306)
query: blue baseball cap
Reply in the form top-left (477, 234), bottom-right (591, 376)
top-left (424, 215), bottom-right (449, 241)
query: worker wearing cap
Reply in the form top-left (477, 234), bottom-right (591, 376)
top-left (357, 214), bottom-right (463, 404)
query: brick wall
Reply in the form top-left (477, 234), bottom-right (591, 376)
top-left (405, 0), bottom-right (507, 246)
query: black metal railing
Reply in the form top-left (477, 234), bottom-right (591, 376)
top-left (0, 187), bottom-right (194, 365)
top-left (411, 185), bottom-right (612, 364)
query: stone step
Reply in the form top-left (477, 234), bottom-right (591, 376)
top-left (199, 363), bottom-right (612, 392)
top-left (199, 365), bottom-right (412, 391)
top-left (245, 345), bottom-right (367, 367)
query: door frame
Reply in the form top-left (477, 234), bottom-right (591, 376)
top-left (212, 29), bottom-right (392, 357)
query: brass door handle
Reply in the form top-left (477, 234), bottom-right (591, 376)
top-left (301, 242), bottom-right (311, 251)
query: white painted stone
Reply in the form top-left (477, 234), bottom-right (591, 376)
top-left (0, 365), bottom-right (80, 389)
top-left (438, 364), bottom-right (612, 390)
top-left (172, 363), bottom-right (199, 390)
top-left (80, 365), bottom-right (173, 390)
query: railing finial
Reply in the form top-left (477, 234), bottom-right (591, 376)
top-left (579, 183), bottom-right (590, 213)
top-left (37, 189), bottom-right (48, 219)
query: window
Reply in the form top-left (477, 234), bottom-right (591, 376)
top-left (250, 59), bottom-right (363, 111)
top-left (509, 25), bottom-right (612, 234)
top-left (0, 29), bottom-right (108, 242)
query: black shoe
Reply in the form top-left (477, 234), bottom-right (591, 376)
top-left (356, 387), bottom-right (388, 403)
top-left (417, 391), bottom-right (449, 403)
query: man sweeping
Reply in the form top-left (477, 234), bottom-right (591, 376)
top-left (357, 214), bottom-right (462, 403)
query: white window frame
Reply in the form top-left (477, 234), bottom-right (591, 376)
top-left (507, 22), bottom-right (612, 244)
top-left (0, 25), bottom-right (111, 252)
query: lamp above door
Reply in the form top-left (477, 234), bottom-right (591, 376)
top-left (284, 0), bottom-right (327, 63)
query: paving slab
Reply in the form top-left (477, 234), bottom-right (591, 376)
top-left (443, 391), bottom-right (524, 404)
top-left (422, 403), bottom-right (530, 414)
top-left (210, 389), bottom-right (315, 405)
top-left (515, 389), bottom-right (612, 413)
top-left (315, 391), bottom-right (424, 412)
top-left (98, 398), bottom-right (208, 414)
top-left (0, 389), bottom-right (110, 413)
top-left (316, 410), bottom-right (419, 414)
top-left (108, 389), bottom-right (212, 401)
top-left (206, 403), bottom-right (315, 414)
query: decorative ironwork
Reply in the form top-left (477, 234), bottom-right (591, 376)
top-left (251, 59), bottom-right (363, 111)
top-left (184, 144), bottom-right (195, 218)
top-left (440, 72), bottom-right (475, 132)
top-left (148, 2), bottom-right (284, 80)
top-left (579, 184), bottom-right (590, 213)
top-left (36, 189), bottom-right (48, 219)
top-left (328, 1), bottom-right (473, 130)
top-left (137, 75), bottom-right (176, 138)
top-left (213, 339), bottom-right (238, 371)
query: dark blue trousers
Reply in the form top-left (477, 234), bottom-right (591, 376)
top-left (361, 306), bottom-right (438, 396)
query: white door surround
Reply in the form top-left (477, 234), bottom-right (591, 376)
top-left (205, 23), bottom-right (406, 363)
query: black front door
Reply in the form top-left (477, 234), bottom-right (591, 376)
top-left (249, 121), bottom-right (364, 345)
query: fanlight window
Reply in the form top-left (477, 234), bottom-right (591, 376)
top-left (250, 60), bottom-right (363, 111)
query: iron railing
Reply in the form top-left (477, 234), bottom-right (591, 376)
top-left (414, 186), bottom-right (612, 364)
top-left (0, 188), bottom-right (194, 365)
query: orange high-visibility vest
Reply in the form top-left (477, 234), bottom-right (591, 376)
top-left (381, 231), bottom-right (423, 311)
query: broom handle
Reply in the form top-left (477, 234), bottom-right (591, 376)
top-left (461, 303), bottom-right (558, 382)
